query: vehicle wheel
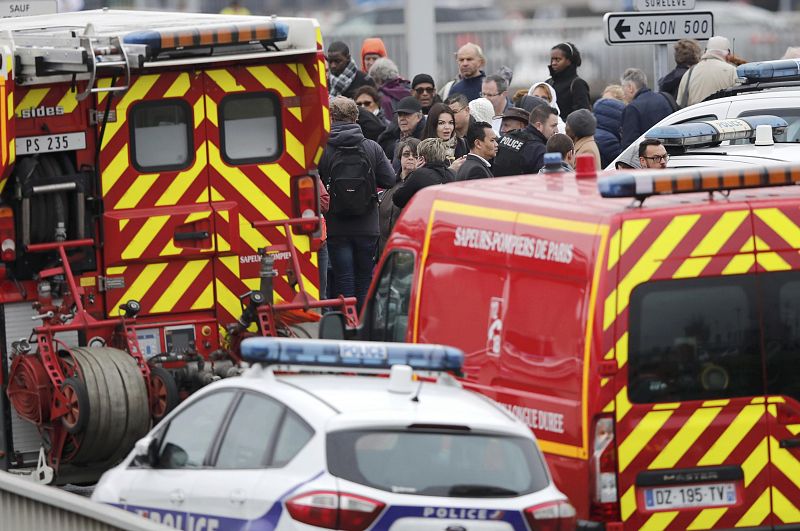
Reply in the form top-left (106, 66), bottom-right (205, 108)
top-left (148, 366), bottom-right (179, 423)
top-left (60, 377), bottom-right (90, 434)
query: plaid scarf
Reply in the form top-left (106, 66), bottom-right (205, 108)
top-left (328, 59), bottom-right (358, 97)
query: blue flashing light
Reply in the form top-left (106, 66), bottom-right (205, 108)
top-left (274, 21), bottom-right (289, 42)
top-left (598, 173), bottom-right (639, 198)
top-left (738, 60), bottom-right (800, 82)
top-left (240, 338), bottom-right (464, 372)
top-left (645, 116), bottom-right (787, 146)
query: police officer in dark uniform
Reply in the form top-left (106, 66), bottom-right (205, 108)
top-left (493, 104), bottom-right (560, 176)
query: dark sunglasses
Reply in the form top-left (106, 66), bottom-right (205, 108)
top-left (414, 87), bottom-right (436, 95)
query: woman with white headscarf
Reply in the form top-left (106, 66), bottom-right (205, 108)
top-left (528, 82), bottom-right (566, 133)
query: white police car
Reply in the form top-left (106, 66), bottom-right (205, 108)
top-left (611, 59), bottom-right (800, 169)
top-left (91, 338), bottom-right (574, 530)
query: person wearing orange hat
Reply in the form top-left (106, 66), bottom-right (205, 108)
top-left (360, 37), bottom-right (387, 73)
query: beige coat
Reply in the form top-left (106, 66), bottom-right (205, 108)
top-left (574, 136), bottom-right (602, 170)
top-left (676, 53), bottom-right (737, 107)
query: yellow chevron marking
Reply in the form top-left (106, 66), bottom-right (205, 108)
top-left (108, 263), bottom-right (168, 316)
top-left (293, 231), bottom-right (311, 254)
top-left (322, 104), bottom-right (330, 132)
top-left (314, 146), bottom-right (323, 165)
top-left (702, 399), bottom-right (730, 407)
top-left (288, 107), bottom-right (302, 121)
top-left (56, 90), bottom-right (79, 114)
top-left (151, 260), bottom-right (209, 313)
top-left (754, 207), bottom-right (800, 247)
top-left (616, 332), bottom-right (629, 368)
top-left (164, 73), bottom-right (191, 98)
top-left (649, 406), bottom-right (722, 469)
top-left (121, 215), bottom-right (170, 260)
top-left (159, 237), bottom-right (181, 257)
top-left (114, 173), bottom-right (159, 210)
top-left (641, 511), bottom-right (678, 530)
top-left (102, 145), bottom-right (129, 196)
top-left (615, 386), bottom-right (632, 422)
top-left (236, 213), bottom-right (269, 254)
top-left (14, 88), bottom-right (49, 115)
top-left (247, 65), bottom-right (295, 97)
top-left (209, 143), bottom-right (287, 222)
top-left (673, 210), bottom-right (749, 279)
top-left (752, 396), bottom-right (766, 404)
top-left (205, 95), bottom-right (218, 127)
top-left (106, 266), bottom-right (126, 275)
top-left (302, 273), bottom-right (319, 299)
top-left (261, 163), bottom-right (291, 196)
top-left (602, 399), bottom-right (614, 413)
top-left (722, 238), bottom-right (756, 275)
top-left (687, 507), bottom-right (727, 530)
top-left (607, 229), bottom-right (620, 271)
top-left (610, 215), bottom-right (700, 328)
top-left (216, 233), bottom-right (230, 253)
top-left (754, 235), bottom-right (791, 271)
top-left (603, 289), bottom-right (616, 331)
top-left (219, 255), bottom-right (240, 277)
top-left (210, 186), bottom-right (224, 201)
top-left (768, 397), bottom-right (786, 403)
top-left (215, 278), bottom-right (242, 323)
top-left (297, 63), bottom-right (315, 88)
top-left (96, 78), bottom-right (113, 103)
top-left (156, 143), bottom-right (208, 206)
top-left (770, 435), bottom-right (800, 484)
top-left (620, 486), bottom-right (637, 521)
top-left (608, 218), bottom-right (651, 271)
top-left (207, 69), bottom-right (245, 92)
top-left (735, 487), bottom-right (770, 527)
top-left (191, 282), bottom-right (214, 310)
top-left (101, 75), bottom-right (160, 149)
top-left (317, 59), bottom-right (326, 86)
top-left (618, 409), bottom-right (674, 472)
top-left (184, 212), bottom-right (211, 224)
top-left (219, 210), bottom-right (230, 222)
top-left (772, 487), bottom-right (800, 523)
top-left (193, 96), bottom-right (206, 129)
top-left (601, 377), bottom-right (609, 387)
top-left (741, 438), bottom-right (769, 487)
top-left (699, 405), bottom-right (764, 466)
top-left (789, 424), bottom-right (800, 436)
top-left (604, 347), bottom-right (614, 360)
top-left (286, 129), bottom-right (306, 167)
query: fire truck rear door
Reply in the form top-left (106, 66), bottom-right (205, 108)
top-left (613, 206), bottom-right (773, 529)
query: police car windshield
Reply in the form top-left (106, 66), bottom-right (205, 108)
top-left (327, 429), bottom-right (549, 497)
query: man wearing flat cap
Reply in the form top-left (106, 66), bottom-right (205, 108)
top-left (677, 35), bottom-right (737, 107)
top-left (411, 74), bottom-right (441, 115)
top-left (565, 109), bottom-right (601, 170)
top-left (499, 106), bottom-right (532, 135)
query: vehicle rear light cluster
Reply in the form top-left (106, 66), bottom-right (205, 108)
top-left (285, 490), bottom-right (385, 531)
top-left (589, 415), bottom-right (621, 522)
top-left (1, 238), bottom-right (15, 262)
top-left (290, 174), bottom-right (320, 235)
top-left (524, 500), bottom-right (577, 531)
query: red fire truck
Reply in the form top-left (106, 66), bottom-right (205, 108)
top-left (325, 123), bottom-right (800, 529)
top-left (0, 9), bottom-right (338, 484)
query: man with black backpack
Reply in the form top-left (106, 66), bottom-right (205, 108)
top-left (319, 96), bottom-right (395, 311)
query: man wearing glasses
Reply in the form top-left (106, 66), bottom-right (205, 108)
top-left (411, 74), bottom-right (441, 115)
top-left (481, 74), bottom-right (511, 119)
top-left (638, 139), bottom-right (669, 169)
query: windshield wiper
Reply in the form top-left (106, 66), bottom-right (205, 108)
top-left (448, 484), bottom-right (519, 497)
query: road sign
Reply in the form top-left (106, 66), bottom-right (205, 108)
top-left (634, 0), bottom-right (695, 10)
top-left (604, 11), bottom-right (713, 45)
top-left (0, 0), bottom-right (56, 17)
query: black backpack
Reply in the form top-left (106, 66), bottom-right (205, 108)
top-left (328, 143), bottom-right (376, 217)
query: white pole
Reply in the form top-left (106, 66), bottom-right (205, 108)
top-left (653, 43), bottom-right (670, 90)
top-left (405, 0), bottom-right (436, 80)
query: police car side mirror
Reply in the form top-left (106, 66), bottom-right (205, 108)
top-left (133, 435), bottom-right (160, 468)
top-left (319, 312), bottom-right (346, 340)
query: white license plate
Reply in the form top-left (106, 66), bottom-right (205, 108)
top-left (16, 132), bottom-right (86, 155)
top-left (643, 482), bottom-right (736, 511)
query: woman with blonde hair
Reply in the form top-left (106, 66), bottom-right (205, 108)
top-left (392, 138), bottom-right (455, 209)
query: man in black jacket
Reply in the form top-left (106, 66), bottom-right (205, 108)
top-left (318, 97), bottom-right (395, 310)
top-left (327, 41), bottom-right (374, 99)
top-left (457, 121), bottom-right (497, 181)
top-left (393, 138), bottom-right (455, 209)
top-left (493, 104), bottom-right (559, 176)
top-left (377, 96), bottom-right (426, 162)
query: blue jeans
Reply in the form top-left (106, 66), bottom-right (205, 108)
top-left (327, 235), bottom-right (377, 311)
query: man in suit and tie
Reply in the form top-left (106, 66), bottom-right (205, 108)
top-left (456, 121), bottom-right (498, 181)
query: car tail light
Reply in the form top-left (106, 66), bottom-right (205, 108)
top-left (589, 415), bottom-right (620, 522)
top-left (524, 500), bottom-right (577, 531)
top-left (285, 490), bottom-right (385, 531)
top-left (1, 239), bottom-right (15, 262)
top-left (290, 174), bottom-right (320, 235)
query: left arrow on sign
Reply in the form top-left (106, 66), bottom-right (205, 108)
top-left (614, 19), bottom-right (631, 40)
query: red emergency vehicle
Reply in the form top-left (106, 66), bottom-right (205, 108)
top-left (0, 9), bottom-right (335, 484)
top-left (329, 122), bottom-right (800, 529)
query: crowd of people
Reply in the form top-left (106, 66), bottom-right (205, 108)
top-left (317, 35), bottom-right (747, 309)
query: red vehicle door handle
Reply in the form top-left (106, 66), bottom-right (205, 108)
top-left (779, 438), bottom-right (800, 449)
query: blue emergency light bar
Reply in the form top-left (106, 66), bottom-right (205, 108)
top-left (240, 337), bottom-right (464, 372)
top-left (737, 59), bottom-right (800, 83)
top-left (645, 116), bottom-right (787, 147)
top-left (598, 163), bottom-right (800, 199)
top-left (123, 19), bottom-right (289, 58)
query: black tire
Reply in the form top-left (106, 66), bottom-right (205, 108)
top-left (148, 365), bottom-right (179, 424)
top-left (60, 377), bottom-right (90, 434)
top-left (101, 348), bottom-right (151, 465)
